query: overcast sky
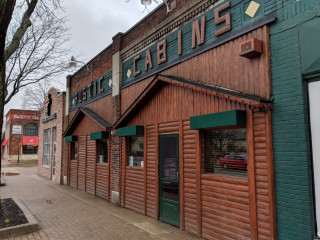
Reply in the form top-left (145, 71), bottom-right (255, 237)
top-left (4, 0), bottom-right (158, 117)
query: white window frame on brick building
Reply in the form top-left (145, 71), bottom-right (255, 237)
top-left (43, 129), bottom-right (51, 166)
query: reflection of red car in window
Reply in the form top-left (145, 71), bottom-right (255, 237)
top-left (219, 154), bottom-right (247, 170)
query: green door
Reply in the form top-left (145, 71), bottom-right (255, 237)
top-left (159, 134), bottom-right (180, 227)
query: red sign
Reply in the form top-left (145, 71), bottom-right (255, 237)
top-left (11, 114), bottom-right (40, 121)
top-left (1, 139), bottom-right (9, 146)
top-left (22, 136), bottom-right (39, 146)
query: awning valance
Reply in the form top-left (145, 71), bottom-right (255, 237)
top-left (118, 125), bottom-right (144, 137)
top-left (190, 110), bottom-right (246, 130)
top-left (65, 135), bottom-right (77, 142)
top-left (23, 136), bottom-right (38, 146)
top-left (90, 131), bottom-right (108, 140)
top-left (1, 139), bottom-right (9, 146)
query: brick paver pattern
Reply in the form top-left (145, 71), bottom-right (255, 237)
top-left (0, 167), bottom-right (156, 240)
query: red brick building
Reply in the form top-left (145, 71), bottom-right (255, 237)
top-left (2, 109), bottom-right (40, 162)
top-left (38, 88), bottom-right (66, 184)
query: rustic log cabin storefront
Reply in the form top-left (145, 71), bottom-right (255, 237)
top-left (64, 0), bottom-right (277, 239)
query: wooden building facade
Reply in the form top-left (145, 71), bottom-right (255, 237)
top-left (64, 0), bottom-right (278, 239)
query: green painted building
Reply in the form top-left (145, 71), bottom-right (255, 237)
top-left (270, 0), bottom-right (320, 238)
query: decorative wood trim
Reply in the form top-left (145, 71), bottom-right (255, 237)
top-left (144, 127), bottom-right (147, 215)
top-left (195, 130), bottom-right (202, 237)
top-left (266, 110), bottom-right (277, 240)
top-left (155, 123), bottom-right (160, 219)
top-left (247, 108), bottom-right (258, 240)
top-left (179, 120), bottom-right (185, 230)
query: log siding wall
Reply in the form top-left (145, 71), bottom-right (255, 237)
top-left (119, 81), bottom-right (275, 239)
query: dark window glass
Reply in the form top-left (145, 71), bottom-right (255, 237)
top-left (43, 129), bottom-right (51, 166)
top-left (97, 138), bottom-right (108, 163)
top-left (202, 128), bottom-right (247, 177)
top-left (22, 145), bottom-right (38, 154)
top-left (127, 136), bottom-right (144, 167)
top-left (71, 142), bottom-right (78, 160)
top-left (24, 123), bottom-right (38, 136)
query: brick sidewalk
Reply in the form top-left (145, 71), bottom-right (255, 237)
top-left (0, 167), bottom-right (200, 240)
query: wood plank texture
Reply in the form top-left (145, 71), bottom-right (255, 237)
top-left (125, 167), bottom-right (144, 214)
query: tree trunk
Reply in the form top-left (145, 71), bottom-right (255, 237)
top-left (0, 0), bottom-right (16, 182)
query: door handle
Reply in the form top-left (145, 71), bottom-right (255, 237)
top-left (177, 171), bottom-right (179, 180)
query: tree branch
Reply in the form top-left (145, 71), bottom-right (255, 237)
top-left (4, 0), bottom-right (38, 62)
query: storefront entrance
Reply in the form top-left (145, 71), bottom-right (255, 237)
top-left (309, 80), bottom-right (320, 237)
top-left (159, 134), bottom-right (179, 227)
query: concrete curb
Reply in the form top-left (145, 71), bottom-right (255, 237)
top-left (0, 197), bottom-right (39, 239)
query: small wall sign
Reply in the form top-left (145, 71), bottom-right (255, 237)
top-left (12, 125), bottom-right (22, 135)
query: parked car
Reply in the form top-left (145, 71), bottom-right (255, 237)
top-left (219, 154), bottom-right (247, 170)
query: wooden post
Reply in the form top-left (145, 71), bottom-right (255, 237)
top-left (195, 130), bottom-right (202, 237)
top-left (144, 126), bottom-right (147, 215)
top-left (179, 120), bottom-right (185, 230)
top-left (155, 123), bottom-right (159, 219)
top-left (247, 108), bottom-right (258, 240)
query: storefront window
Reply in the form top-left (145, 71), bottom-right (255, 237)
top-left (43, 129), bottom-right (51, 166)
top-left (97, 138), bottom-right (108, 163)
top-left (202, 128), bottom-right (247, 177)
top-left (71, 142), bottom-right (78, 160)
top-left (127, 136), bottom-right (144, 167)
top-left (23, 145), bottom-right (38, 154)
top-left (24, 123), bottom-right (38, 136)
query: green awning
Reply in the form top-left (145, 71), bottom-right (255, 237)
top-left (118, 125), bottom-right (144, 137)
top-left (90, 131), bottom-right (108, 140)
top-left (190, 110), bottom-right (246, 130)
top-left (65, 135), bottom-right (77, 142)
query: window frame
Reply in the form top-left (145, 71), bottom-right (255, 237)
top-left (201, 126), bottom-right (248, 177)
top-left (23, 123), bottom-right (38, 136)
top-left (43, 129), bottom-right (51, 166)
top-left (70, 141), bottom-right (78, 161)
top-left (126, 135), bottom-right (144, 168)
top-left (96, 137), bottom-right (108, 164)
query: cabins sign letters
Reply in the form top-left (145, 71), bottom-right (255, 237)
top-left (122, 0), bottom-right (274, 84)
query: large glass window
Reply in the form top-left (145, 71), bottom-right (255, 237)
top-left (97, 138), bottom-right (108, 163)
top-left (22, 145), bottom-right (38, 154)
top-left (24, 123), bottom-right (38, 136)
top-left (71, 141), bottom-right (78, 160)
top-left (202, 127), bottom-right (247, 177)
top-left (43, 129), bottom-right (51, 166)
top-left (127, 136), bottom-right (144, 167)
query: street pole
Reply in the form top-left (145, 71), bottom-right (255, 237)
top-left (17, 142), bottom-right (20, 163)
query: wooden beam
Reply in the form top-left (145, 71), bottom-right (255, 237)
top-left (179, 120), bottom-right (185, 230)
top-left (247, 108), bottom-right (258, 240)
top-left (195, 130), bottom-right (202, 237)
top-left (144, 126), bottom-right (147, 215)
top-left (155, 123), bottom-right (159, 219)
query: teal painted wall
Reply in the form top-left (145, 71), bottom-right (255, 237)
top-left (270, 0), bottom-right (320, 238)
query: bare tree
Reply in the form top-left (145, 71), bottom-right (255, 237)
top-left (21, 80), bottom-right (60, 110)
top-left (0, 0), bottom-right (69, 179)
